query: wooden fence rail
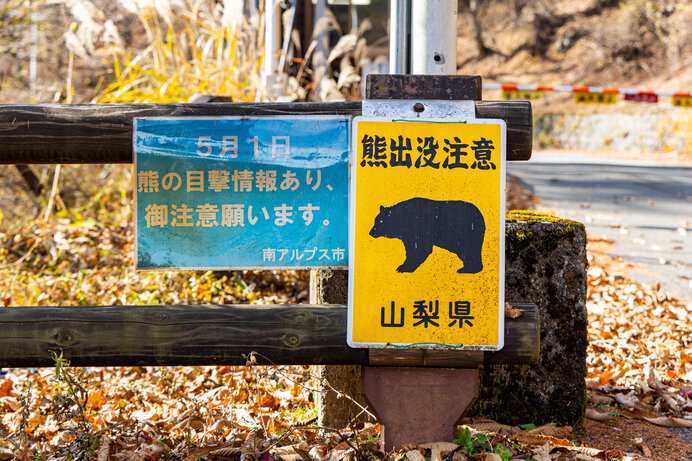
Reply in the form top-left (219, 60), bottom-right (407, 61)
top-left (0, 94), bottom-right (537, 371)
top-left (0, 101), bottom-right (531, 165)
top-left (0, 303), bottom-right (537, 368)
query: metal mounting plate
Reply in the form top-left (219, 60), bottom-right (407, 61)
top-left (361, 99), bottom-right (475, 120)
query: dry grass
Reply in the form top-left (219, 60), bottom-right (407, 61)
top-left (94, 0), bottom-right (263, 103)
top-left (0, 0), bottom-right (326, 312)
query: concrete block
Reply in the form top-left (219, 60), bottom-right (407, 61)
top-left (467, 212), bottom-right (588, 425)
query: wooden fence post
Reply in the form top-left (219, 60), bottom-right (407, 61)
top-left (310, 269), bottom-right (370, 428)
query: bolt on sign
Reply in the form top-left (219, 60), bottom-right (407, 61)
top-left (134, 116), bottom-right (349, 270)
top-left (348, 118), bottom-right (506, 350)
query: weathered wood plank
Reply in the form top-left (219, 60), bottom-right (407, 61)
top-left (365, 74), bottom-right (482, 101)
top-left (0, 102), bottom-right (360, 165)
top-left (368, 303), bottom-right (539, 366)
top-left (0, 101), bottom-right (531, 164)
top-left (475, 100), bottom-right (533, 162)
top-left (0, 303), bottom-right (537, 368)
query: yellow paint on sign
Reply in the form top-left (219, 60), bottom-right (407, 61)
top-left (348, 119), bottom-right (506, 350)
top-left (672, 96), bottom-right (692, 107)
top-left (502, 90), bottom-right (544, 101)
top-left (574, 92), bottom-right (617, 104)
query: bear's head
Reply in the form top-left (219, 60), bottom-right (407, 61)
top-left (369, 205), bottom-right (394, 239)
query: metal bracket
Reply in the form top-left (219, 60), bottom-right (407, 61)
top-left (361, 99), bottom-right (476, 120)
top-left (361, 367), bottom-right (479, 451)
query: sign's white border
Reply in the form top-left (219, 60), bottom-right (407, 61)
top-left (133, 115), bottom-right (351, 272)
top-left (347, 116), bottom-right (506, 351)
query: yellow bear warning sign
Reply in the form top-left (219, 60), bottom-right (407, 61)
top-left (348, 118), bottom-right (506, 350)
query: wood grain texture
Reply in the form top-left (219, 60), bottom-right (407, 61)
top-left (0, 103), bottom-right (360, 165)
top-left (365, 74), bottom-right (482, 101)
top-left (0, 101), bottom-right (531, 164)
top-left (0, 303), bottom-right (537, 368)
top-left (475, 100), bottom-right (533, 162)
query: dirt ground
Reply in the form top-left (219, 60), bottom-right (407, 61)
top-left (578, 418), bottom-right (692, 461)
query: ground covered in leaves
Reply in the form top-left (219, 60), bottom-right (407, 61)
top-left (580, 238), bottom-right (692, 460)
top-left (0, 363), bottom-right (663, 461)
top-left (0, 165), bottom-right (691, 460)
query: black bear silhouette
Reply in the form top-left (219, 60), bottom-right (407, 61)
top-left (369, 198), bottom-right (485, 274)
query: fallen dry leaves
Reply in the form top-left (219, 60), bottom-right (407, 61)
top-left (0, 364), bottom-right (335, 460)
top-left (414, 420), bottom-right (630, 461)
top-left (585, 237), bottom-right (692, 422)
top-left (1, 168), bottom-right (691, 459)
top-left (0, 216), bottom-right (310, 309)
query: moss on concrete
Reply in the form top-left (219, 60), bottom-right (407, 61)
top-left (506, 210), bottom-right (585, 229)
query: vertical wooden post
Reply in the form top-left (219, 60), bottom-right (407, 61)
top-left (310, 269), bottom-right (370, 428)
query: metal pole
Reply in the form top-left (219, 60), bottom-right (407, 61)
top-left (262, 0), bottom-right (280, 77)
top-left (277, 0), bottom-right (297, 73)
top-left (410, 0), bottom-right (457, 74)
top-left (30, 0), bottom-right (38, 102)
top-left (389, 0), bottom-right (410, 74)
top-left (313, 0), bottom-right (328, 69)
top-left (260, 0), bottom-right (283, 99)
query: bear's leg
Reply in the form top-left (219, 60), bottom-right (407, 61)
top-left (397, 244), bottom-right (432, 273)
top-left (456, 250), bottom-right (483, 274)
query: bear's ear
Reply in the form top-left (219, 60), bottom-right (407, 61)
top-left (379, 205), bottom-right (386, 212)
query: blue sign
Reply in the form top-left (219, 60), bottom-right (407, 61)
top-left (134, 116), bottom-right (350, 269)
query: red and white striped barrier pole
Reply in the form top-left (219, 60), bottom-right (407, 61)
top-left (482, 82), bottom-right (692, 106)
